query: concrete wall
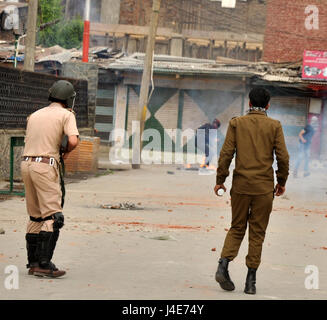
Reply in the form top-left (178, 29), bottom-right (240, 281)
top-left (119, 0), bottom-right (266, 34)
top-left (100, 0), bottom-right (121, 24)
top-left (90, 0), bottom-right (264, 61)
top-left (62, 62), bottom-right (99, 131)
top-left (114, 83), bottom-right (128, 132)
top-left (0, 129), bottom-right (25, 181)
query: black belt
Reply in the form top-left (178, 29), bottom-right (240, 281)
top-left (29, 215), bottom-right (54, 223)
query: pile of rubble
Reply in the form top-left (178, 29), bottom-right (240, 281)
top-left (0, 41), bottom-right (124, 69)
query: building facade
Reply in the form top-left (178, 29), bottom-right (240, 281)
top-left (263, 0), bottom-right (327, 63)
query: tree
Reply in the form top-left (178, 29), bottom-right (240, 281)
top-left (37, 0), bottom-right (83, 49)
top-left (37, 0), bottom-right (63, 46)
top-left (57, 18), bottom-right (84, 49)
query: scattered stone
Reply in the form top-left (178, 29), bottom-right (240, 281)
top-left (0, 228), bottom-right (5, 235)
top-left (101, 202), bottom-right (144, 210)
top-left (143, 235), bottom-right (177, 241)
top-left (211, 248), bottom-right (216, 252)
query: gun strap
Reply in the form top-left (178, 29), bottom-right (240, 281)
top-left (59, 153), bottom-right (66, 208)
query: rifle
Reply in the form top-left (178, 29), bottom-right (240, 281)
top-left (59, 135), bottom-right (68, 208)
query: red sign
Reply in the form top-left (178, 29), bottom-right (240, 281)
top-left (302, 50), bottom-right (327, 81)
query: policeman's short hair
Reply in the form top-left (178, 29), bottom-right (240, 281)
top-left (249, 88), bottom-right (271, 109)
top-left (212, 118), bottom-right (221, 128)
top-left (49, 96), bottom-right (67, 106)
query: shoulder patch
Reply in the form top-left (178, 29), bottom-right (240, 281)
top-left (229, 117), bottom-right (238, 127)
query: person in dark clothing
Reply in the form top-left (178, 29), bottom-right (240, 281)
top-left (195, 118), bottom-right (224, 167)
top-left (293, 116), bottom-right (318, 178)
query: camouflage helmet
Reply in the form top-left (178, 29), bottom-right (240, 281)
top-left (49, 80), bottom-right (76, 108)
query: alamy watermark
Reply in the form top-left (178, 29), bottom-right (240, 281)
top-left (3, 265), bottom-right (19, 290)
top-left (108, 121), bottom-right (222, 166)
top-left (304, 265), bottom-right (319, 290)
top-left (305, 5), bottom-right (319, 30)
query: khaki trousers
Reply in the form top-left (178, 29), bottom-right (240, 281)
top-left (21, 160), bottom-right (62, 234)
top-left (221, 190), bottom-right (274, 269)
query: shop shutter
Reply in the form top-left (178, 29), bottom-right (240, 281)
top-left (269, 96), bottom-right (309, 154)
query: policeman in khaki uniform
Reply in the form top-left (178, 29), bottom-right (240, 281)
top-left (21, 80), bottom-right (79, 278)
top-left (214, 88), bottom-right (289, 294)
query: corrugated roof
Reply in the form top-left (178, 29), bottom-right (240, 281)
top-left (0, 2), bottom-right (27, 13)
top-left (104, 53), bottom-right (263, 77)
top-left (104, 53), bottom-right (327, 87)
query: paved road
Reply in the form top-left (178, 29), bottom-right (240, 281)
top-left (0, 165), bottom-right (326, 299)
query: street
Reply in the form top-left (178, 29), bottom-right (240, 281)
top-left (0, 164), bottom-right (326, 300)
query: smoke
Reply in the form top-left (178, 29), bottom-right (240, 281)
top-left (65, 0), bottom-right (101, 22)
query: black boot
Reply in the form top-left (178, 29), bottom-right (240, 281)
top-left (244, 268), bottom-right (257, 294)
top-left (49, 229), bottom-right (60, 267)
top-left (34, 231), bottom-right (65, 278)
top-left (215, 257), bottom-right (235, 291)
top-left (25, 233), bottom-right (39, 275)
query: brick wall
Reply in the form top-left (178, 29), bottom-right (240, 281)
top-left (119, 0), bottom-right (266, 34)
top-left (263, 0), bottom-right (327, 63)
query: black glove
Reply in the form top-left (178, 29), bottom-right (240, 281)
top-left (53, 212), bottom-right (64, 229)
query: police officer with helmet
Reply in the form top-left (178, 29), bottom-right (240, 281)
top-left (21, 80), bottom-right (79, 278)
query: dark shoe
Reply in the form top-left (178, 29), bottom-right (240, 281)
top-left (33, 265), bottom-right (66, 278)
top-left (35, 230), bottom-right (65, 278)
top-left (244, 268), bottom-right (257, 294)
top-left (27, 262), bottom-right (39, 275)
top-left (32, 261), bottom-right (66, 278)
top-left (215, 258), bottom-right (235, 291)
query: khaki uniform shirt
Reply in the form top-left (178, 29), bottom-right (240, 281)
top-left (216, 110), bottom-right (289, 195)
top-left (23, 103), bottom-right (79, 163)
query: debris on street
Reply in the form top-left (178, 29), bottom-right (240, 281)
top-left (146, 235), bottom-right (177, 241)
top-left (101, 202), bottom-right (144, 210)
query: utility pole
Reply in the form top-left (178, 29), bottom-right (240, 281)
top-left (24, 0), bottom-right (38, 72)
top-left (82, 0), bottom-right (90, 62)
top-left (132, 0), bottom-right (161, 169)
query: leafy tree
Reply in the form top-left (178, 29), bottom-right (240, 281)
top-left (57, 18), bottom-right (84, 49)
top-left (37, 0), bottom-right (83, 49)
